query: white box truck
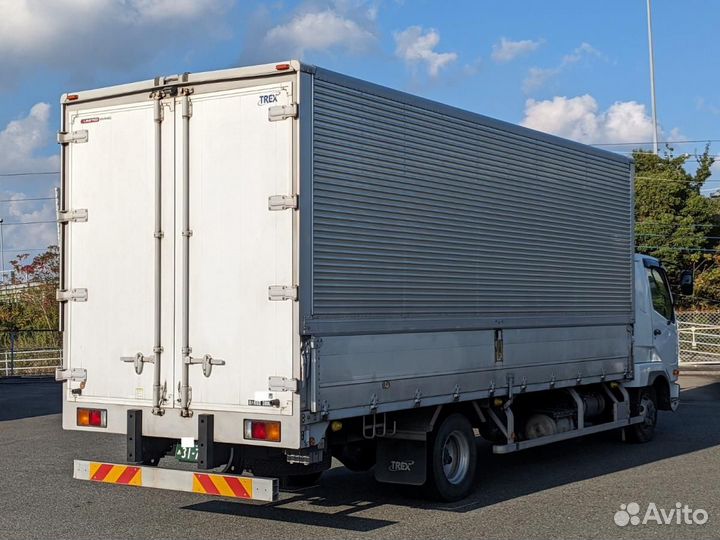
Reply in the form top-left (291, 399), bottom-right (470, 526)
top-left (56, 61), bottom-right (685, 502)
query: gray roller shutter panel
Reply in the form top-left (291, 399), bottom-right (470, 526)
top-left (309, 72), bottom-right (633, 328)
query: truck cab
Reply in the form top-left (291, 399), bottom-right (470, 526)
top-left (626, 254), bottom-right (681, 413)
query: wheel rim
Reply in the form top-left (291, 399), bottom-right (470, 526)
top-left (441, 430), bottom-right (471, 485)
top-left (639, 395), bottom-right (657, 428)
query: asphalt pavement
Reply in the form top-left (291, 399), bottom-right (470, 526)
top-left (0, 374), bottom-right (718, 540)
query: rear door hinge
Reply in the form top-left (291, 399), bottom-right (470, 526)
top-left (55, 367), bottom-right (87, 383)
top-left (57, 130), bottom-right (89, 144)
top-left (268, 103), bottom-right (298, 122)
top-left (268, 285), bottom-right (298, 301)
top-left (269, 376), bottom-right (299, 393)
top-left (268, 194), bottom-right (298, 211)
top-left (57, 288), bottom-right (88, 302)
top-left (58, 209), bottom-right (88, 223)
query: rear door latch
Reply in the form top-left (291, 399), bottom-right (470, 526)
top-left (121, 352), bottom-right (155, 375)
top-left (185, 354), bottom-right (225, 378)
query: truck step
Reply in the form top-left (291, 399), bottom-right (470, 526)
top-left (73, 460), bottom-right (278, 502)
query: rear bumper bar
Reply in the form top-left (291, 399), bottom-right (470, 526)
top-left (73, 460), bottom-right (279, 502)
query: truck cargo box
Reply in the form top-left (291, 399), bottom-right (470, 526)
top-left (58, 61), bottom-right (633, 445)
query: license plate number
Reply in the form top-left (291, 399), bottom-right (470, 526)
top-left (175, 444), bottom-right (199, 463)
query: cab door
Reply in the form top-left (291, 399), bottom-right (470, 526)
top-left (645, 264), bottom-right (678, 366)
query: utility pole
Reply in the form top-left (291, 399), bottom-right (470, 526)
top-left (0, 218), bottom-right (4, 284)
top-left (646, 0), bottom-right (659, 154)
top-left (55, 187), bottom-right (61, 248)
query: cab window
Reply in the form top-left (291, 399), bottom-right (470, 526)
top-left (646, 267), bottom-right (674, 321)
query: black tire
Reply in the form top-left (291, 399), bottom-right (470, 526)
top-left (423, 413), bottom-right (477, 501)
top-left (625, 387), bottom-right (658, 443)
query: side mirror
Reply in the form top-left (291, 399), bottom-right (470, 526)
top-left (680, 270), bottom-right (694, 296)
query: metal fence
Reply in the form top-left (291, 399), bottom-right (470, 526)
top-left (0, 330), bottom-right (62, 377)
top-left (0, 315), bottom-right (715, 376)
top-left (677, 311), bottom-right (720, 365)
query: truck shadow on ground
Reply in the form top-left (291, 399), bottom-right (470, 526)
top-left (0, 378), bottom-right (61, 421)
top-left (183, 381), bottom-right (720, 532)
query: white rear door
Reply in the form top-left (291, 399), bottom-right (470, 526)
top-left (176, 82), bottom-right (296, 413)
top-left (65, 100), bottom-right (175, 404)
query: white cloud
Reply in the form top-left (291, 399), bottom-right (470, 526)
top-left (263, 9), bottom-right (375, 56)
top-left (0, 103), bottom-right (58, 173)
top-left (521, 94), bottom-right (658, 145)
top-left (394, 26), bottom-right (457, 77)
top-left (524, 42), bottom-right (604, 93)
top-left (491, 37), bottom-right (543, 63)
top-left (524, 66), bottom-right (561, 92)
top-left (0, 0), bottom-right (231, 84)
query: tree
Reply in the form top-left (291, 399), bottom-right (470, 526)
top-left (0, 246), bottom-right (60, 332)
top-left (634, 146), bottom-right (719, 303)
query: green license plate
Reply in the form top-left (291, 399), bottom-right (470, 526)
top-left (175, 444), bottom-right (199, 463)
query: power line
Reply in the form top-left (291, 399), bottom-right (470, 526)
top-left (635, 175), bottom-right (716, 183)
top-left (637, 233), bottom-right (720, 240)
top-left (593, 139), bottom-right (720, 147)
top-left (0, 220), bottom-right (56, 226)
top-left (635, 221), bottom-right (720, 229)
top-left (612, 151), bottom-right (720, 159)
top-left (1, 247), bottom-right (51, 253)
top-left (638, 245), bottom-right (720, 253)
top-left (637, 222), bottom-right (718, 228)
top-left (0, 196), bottom-right (55, 203)
top-left (0, 171), bottom-right (59, 177)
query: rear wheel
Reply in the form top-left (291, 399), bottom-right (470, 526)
top-left (423, 413), bottom-right (477, 501)
top-left (625, 387), bottom-right (658, 443)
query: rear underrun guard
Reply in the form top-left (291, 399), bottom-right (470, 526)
top-left (73, 460), bottom-right (278, 502)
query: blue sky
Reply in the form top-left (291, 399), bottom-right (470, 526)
top-left (0, 0), bottom-right (718, 273)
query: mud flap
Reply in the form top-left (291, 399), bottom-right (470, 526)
top-left (374, 437), bottom-right (427, 486)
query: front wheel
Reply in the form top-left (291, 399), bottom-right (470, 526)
top-left (625, 387), bottom-right (658, 443)
top-left (423, 413), bottom-right (477, 501)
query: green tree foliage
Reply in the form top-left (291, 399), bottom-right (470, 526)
top-left (694, 259), bottom-right (720, 302)
top-left (0, 246), bottom-right (59, 331)
top-left (634, 146), bottom-right (719, 303)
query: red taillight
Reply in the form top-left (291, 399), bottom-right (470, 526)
top-left (244, 420), bottom-right (281, 442)
top-left (252, 422), bottom-right (267, 439)
top-left (275, 63), bottom-right (291, 71)
top-left (77, 408), bottom-right (107, 428)
top-left (89, 409), bottom-right (103, 426)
